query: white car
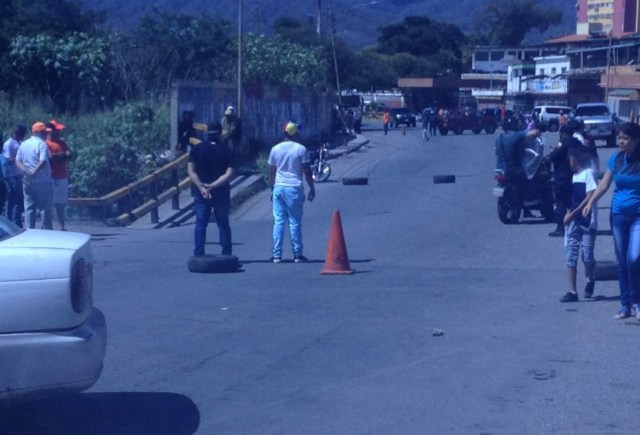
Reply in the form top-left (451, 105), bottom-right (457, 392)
top-left (0, 217), bottom-right (106, 401)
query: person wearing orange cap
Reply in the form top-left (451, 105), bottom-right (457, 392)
top-left (46, 120), bottom-right (72, 231)
top-left (15, 122), bottom-right (53, 229)
top-left (267, 122), bottom-right (315, 263)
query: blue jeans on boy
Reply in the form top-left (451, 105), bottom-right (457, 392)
top-left (611, 213), bottom-right (640, 307)
top-left (272, 185), bottom-right (305, 258)
top-left (193, 193), bottom-right (231, 256)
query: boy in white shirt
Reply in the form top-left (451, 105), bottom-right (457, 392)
top-left (560, 146), bottom-right (598, 302)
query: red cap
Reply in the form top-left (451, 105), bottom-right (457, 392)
top-left (49, 119), bottom-right (65, 131)
top-left (32, 122), bottom-right (51, 133)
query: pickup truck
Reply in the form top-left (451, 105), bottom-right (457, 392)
top-left (573, 103), bottom-right (617, 147)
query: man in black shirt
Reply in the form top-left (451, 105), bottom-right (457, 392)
top-left (187, 131), bottom-right (235, 256)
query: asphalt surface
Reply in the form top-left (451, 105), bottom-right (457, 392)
top-left (1, 122), bottom-right (633, 435)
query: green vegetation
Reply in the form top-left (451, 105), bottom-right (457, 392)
top-left (0, 0), bottom-right (562, 199)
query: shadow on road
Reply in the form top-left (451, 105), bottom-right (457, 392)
top-left (0, 392), bottom-right (200, 435)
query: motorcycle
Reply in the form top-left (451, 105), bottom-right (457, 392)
top-left (311, 143), bottom-right (331, 182)
top-left (493, 136), bottom-right (555, 224)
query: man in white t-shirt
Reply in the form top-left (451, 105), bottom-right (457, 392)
top-left (16, 122), bottom-right (53, 229)
top-left (268, 122), bottom-right (316, 263)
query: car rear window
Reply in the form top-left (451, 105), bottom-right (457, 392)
top-left (0, 216), bottom-right (22, 241)
top-left (575, 105), bottom-right (610, 117)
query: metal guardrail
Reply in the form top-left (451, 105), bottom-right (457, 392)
top-left (68, 152), bottom-right (192, 226)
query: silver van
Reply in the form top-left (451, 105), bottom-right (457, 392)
top-left (531, 105), bottom-right (572, 132)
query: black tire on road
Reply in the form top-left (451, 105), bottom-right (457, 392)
top-left (342, 177), bottom-right (369, 186)
top-left (439, 128), bottom-right (449, 136)
top-left (594, 260), bottom-right (618, 281)
top-left (453, 126), bottom-right (464, 135)
top-left (548, 122), bottom-right (559, 132)
top-left (497, 197), bottom-right (520, 224)
top-left (188, 254), bottom-right (240, 273)
top-left (484, 124), bottom-right (496, 134)
top-left (607, 135), bottom-right (617, 147)
top-left (433, 175), bottom-right (456, 184)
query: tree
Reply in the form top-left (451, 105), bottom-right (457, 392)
top-left (376, 16), bottom-right (467, 74)
top-left (243, 34), bottom-right (326, 88)
top-left (9, 32), bottom-right (112, 113)
top-left (274, 16), bottom-right (323, 48)
top-left (111, 11), bottom-right (235, 99)
top-left (0, 0), bottom-right (105, 91)
top-left (475, 0), bottom-right (562, 46)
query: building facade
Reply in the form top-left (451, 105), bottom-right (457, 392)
top-left (577, 0), bottom-right (640, 36)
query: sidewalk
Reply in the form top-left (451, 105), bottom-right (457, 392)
top-left (64, 134), bottom-right (370, 233)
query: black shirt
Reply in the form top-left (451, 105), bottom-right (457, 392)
top-left (189, 141), bottom-right (234, 198)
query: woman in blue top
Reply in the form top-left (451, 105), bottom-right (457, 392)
top-left (583, 123), bottom-right (640, 319)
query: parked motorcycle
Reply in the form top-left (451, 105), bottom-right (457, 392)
top-left (311, 143), bottom-right (331, 182)
top-left (493, 137), bottom-right (555, 224)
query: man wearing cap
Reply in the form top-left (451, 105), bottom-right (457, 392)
top-left (187, 128), bottom-right (235, 256)
top-left (16, 122), bottom-right (53, 230)
top-left (2, 123), bottom-right (27, 226)
top-left (220, 106), bottom-right (241, 154)
top-left (268, 122), bottom-right (315, 263)
top-left (46, 120), bottom-right (72, 231)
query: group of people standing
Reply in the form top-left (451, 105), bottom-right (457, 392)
top-left (0, 121), bottom-right (70, 230)
top-left (187, 121), bottom-right (315, 263)
top-left (497, 115), bottom-right (640, 320)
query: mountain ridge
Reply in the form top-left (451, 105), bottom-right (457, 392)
top-left (79, 0), bottom-right (576, 47)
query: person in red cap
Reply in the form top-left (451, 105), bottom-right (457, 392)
top-left (16, 122), bottom-right (53, 229)
top-left (46, 120), bottom-right (72, 230)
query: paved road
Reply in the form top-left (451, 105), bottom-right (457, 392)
top-left (2, 124), bottom-right (633, 435)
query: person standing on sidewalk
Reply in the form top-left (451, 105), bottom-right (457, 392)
top-left (583, 123), bottom-right (640, 319)
top-left (16, 122), bottom-right (53, 230)
top-left (187, 129), bottom-right (235, 256)
top-left (3, 123), bottom-right (27, 226)
top-left (268, 122), bottom-right (315, 263)
top-left (46, 120), bottom-right (72, 231)
top-left (382, 109), bottom-right (390, 135)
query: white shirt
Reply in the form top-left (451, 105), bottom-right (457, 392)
top-left (268, 140), bottom-right (310, 188)
top-left (16, 135), bottom-right (51, 183)
top-left (572, 168), bottom-right (598, 229)
top-left (2, 137), bottom-right (21, 177)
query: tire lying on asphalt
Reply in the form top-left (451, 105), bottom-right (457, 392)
top-left (342, 177), bottom-right (368, 186)
top-left (188, 254), bottom-right (240, 273)
top-left (433, 175), bottom-right (456, 184)
top-left (594, 260), bottom-right (618, 281)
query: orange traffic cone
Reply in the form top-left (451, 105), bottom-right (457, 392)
top-left (321, 210), bottom-right (355, 275)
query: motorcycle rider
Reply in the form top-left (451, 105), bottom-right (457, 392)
top-left (495, 116), bottom-right (541, 218)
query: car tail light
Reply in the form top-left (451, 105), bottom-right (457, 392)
top-left (495, 173), bottom-right (507, 182)
top-left (71, 258), bottom-right (92, 313)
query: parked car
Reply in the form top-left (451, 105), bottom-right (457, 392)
top-left (439, 109), bottom-right (497, 135)
top-left (389, 108), bottom-right (417, 128)
top-left (0, 217), bottom-right (106, 401)
top-left (530, 105), bottom-right (572, 132)
top-left (573, 102), bottom-right (617, 147)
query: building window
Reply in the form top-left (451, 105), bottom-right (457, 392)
top-left (551, 67), bottom-right (557, 74)
top-left (539, 68), bottom-right (545, 75)
top-left (561, 67), bottom-right (567, 74)
top-left (475, 51), bottom-right (489, 61)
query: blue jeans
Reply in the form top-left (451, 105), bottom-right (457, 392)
top-left (272, 185), bottom-right (305, 257)
top-left (193, 193), bottom-right (231, 256)
top-left (611, 213), bottom-right (640, 307)
top-left (23, 179), bottom-right (52, 230)
top-left (564, 221), bottom-right (596, 268)
top-left (6, 176), bottom-right (23, 227)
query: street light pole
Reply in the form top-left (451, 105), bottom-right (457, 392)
top-left (316, 0), bottom-right (322, 35)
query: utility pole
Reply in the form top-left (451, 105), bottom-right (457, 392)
top-left (328, 0), bottom-right (341, 106)
top-left (316, 0), bottom-right (322, 35)
top-left (237, 0), bottom-right (243, 118)
top-left (605, 30), bottom-right (613, 103)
